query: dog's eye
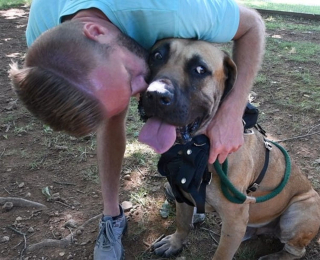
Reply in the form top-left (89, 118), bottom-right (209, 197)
top-left (154, 52), bottom-right (163, 60)
top-left (195, 66), bottom-right (206, 74)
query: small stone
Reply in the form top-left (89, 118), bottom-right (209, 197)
top-left (2, 202), bottom-right (13, 211)
top-left (51, 193), bottom-right (60, 201)
top-left (16, 216), bottom-right (23, 221)
top-left (59, 252), bottom-right (65, 256)
top-left (121, 201), bottom-right (133, 212)
top-left (25, 192), bottom-right (32, 197)
top-left (27, 227), bottom-right (34, 233)
top-left (18, 182), bottom-right (25, 188)
top-left (67, 255), bottom-right (73, 259)
top-left (64, 219), bottom-right (78, 228)
top-left (76, 229), bottom-right (82, 236)
top-left (0, 236), bottom-right (10, 243)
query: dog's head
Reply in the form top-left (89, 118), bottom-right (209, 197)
top-left (138, 38), bottom-right (237, 153)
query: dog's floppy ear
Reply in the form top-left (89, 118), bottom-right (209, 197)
top-left (220, 51), bottom-right (237, 103)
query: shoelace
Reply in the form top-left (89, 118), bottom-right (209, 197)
top-left (100, 220), bottom-right (116, 249)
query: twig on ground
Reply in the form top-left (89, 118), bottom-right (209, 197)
top-left (7, 226), bottom-right (27, 259)
top-left (143, 241), bottom-right (151, 247)
top-left (0, 148), bottom-right (5, 158)
top-left (276, 130), bottom-right (320, 143)
top-left (307, 124), bottom-right (320, 134)
top-left (53, 181), bottom-right (76, 186)
top-left (0, 197), bottom-right (46, 209)
top-left (142, 234), bottom-right (165, 255)
top-left (66, 226), bottom-right (74, 243)
top-left (3, 187), bottom-right (11, 195)
top-left (27, 214), bottom-right (101, 252)
top-left (54, 200), bottom-right (72, 209)
top-left (200, 227), bottom-right (220, 245)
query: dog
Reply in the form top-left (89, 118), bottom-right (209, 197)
top-left (138, 38), bottom-right (320, 260)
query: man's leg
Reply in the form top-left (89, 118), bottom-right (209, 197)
top-left (94, 109), bottom-right (128, 260)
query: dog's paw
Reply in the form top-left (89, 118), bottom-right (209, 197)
top-left (153, 234), bottom-right (183, 257)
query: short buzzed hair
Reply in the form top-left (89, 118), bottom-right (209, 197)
top-left (9, 21), bottom-right (108, 137)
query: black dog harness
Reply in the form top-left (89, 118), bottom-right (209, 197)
top-left (158, 135), bottom-right (211, 214)
top-left (157, 103), bottom-right (276, 213)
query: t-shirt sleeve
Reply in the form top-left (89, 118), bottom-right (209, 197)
top-left (176, 0), bottom-right (240, 42)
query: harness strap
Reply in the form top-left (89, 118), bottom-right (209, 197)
top-left (189, 171), bottom-right (212, 213)
top-left (246, 139), bottom-right (272, 193)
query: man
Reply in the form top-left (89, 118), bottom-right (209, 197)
top-left (9, 1), bottom-right (265, 259)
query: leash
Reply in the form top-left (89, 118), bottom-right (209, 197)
top-left (213, 140), bottom-right (291, 204)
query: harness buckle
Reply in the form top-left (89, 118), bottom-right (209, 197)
top-left (264, 141), bottom-right (273, 151)
top-left (244, 128), bottom-right (254, 135)
top-left (247, 182), bottom-right (259, 193)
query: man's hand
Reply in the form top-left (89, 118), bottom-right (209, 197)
top-left (206, 103), bottom-right (244, 164)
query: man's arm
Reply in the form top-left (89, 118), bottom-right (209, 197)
top-left (96, 108), bottom-right (128, 216)
top-left (206, 5), bottom-right (265, 164)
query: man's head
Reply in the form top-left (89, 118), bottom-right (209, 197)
top-left (10, 18), bottom-right (148, 137)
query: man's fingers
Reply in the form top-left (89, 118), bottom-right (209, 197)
top-left (217, 153), bottom-right (228, 164)
top-left (208, 144), bottom-right (242, 164)
top-left (208, 151), bottom-right (218, 164)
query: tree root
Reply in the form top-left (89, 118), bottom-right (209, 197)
top-left (0, 197), bottom-right (47, 209)
top-left (27, 214), bottom-right (101, 252)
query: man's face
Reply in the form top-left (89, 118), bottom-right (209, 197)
top-left (90, 33), bottom-right (149, 118)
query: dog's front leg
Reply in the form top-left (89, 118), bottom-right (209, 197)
top-left (153, 202), bottom-right (194, 257)
top-left (213, 204), bottom-right (249, 260)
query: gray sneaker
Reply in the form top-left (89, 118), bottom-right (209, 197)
top-left (163, 182), bottom-right (206, 224)
top-left (94, 207), bottom-right (127, 260)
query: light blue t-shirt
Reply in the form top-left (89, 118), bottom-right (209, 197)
top-left (26, 0), bottom-right (240, 49)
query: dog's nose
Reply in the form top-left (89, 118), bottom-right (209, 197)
top-left (146, 81), bottom-right (174, 106)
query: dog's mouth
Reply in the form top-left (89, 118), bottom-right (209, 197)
top-left (138, 98), bottom-right (203, 153)
top-left (176, 117), bottom-right (201, 143)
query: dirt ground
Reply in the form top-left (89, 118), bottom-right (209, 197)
top-left (1, 5), bottom-right (320, 260)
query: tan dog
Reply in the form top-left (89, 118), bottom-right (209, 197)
top-left (138, 38), bottom-right (320, 260)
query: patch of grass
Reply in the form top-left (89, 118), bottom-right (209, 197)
top-left (28, 153), bottom-right (47, 170)
top-left (0, 0), bottom-right (31, 9)
top-left (0, 113), bottom-right (19, 125)
top-left (130, 187), bottom-right (148, 207)
top-left (236, 245), bottom-right (258, 260)
top-left (265, 16), bottom-right (320, 31)
top-left (254, 74), bottom-right (267, 86)
top-left (126, 99), bottom-right (144, 138)
top-left (237, 0), bottom-right (320, 15)
top-left (14, 123), bottom-right (34, 134)
top-left (266, 38), bottom-right (320, 64)
top-left (42, 125), bottom-right (53, 135)
top-left (82, 164), bottom-right (99, 183)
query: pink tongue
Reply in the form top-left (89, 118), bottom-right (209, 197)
top-left (138, 118), bottom-right (176, 154)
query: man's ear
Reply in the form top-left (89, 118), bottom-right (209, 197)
top-left (220, 51), bottom-right (237, 102)
top-left (83, 23), bottom-right (108, 41)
